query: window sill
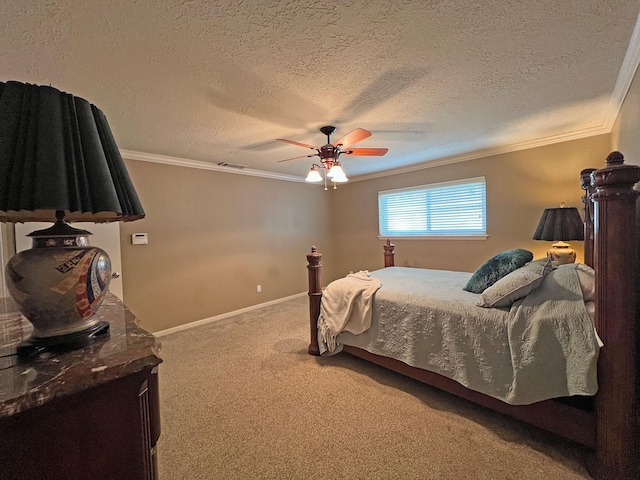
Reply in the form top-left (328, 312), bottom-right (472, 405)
top-left (377, 235), bottom-right (489, 241)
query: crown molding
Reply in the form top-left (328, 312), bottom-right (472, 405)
top-left (120, 149), bottom-right (306, 183)
top-left (121, 121), bottom-right (610, 186)
top-left (350, 124), bottom-right (611, 182)
top-left (604, 12), bottom-right (640, 130)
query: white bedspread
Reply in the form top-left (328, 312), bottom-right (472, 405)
top-left (323, 266), bottom-right (599, 405)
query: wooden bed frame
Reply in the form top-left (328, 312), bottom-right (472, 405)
top-left (306, 152), bottom-right (639, 480)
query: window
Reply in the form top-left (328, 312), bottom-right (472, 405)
top-left (378, 177), bottom-right (487, 238)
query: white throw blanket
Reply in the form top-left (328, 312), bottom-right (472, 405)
top-left (318, 271), bottom-right (382, 353)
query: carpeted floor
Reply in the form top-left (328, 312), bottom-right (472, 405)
top-left (156, 296), bottom-right (592, 479)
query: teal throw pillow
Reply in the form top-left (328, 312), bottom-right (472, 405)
top-left (463, 249), bottom-right (534, 294)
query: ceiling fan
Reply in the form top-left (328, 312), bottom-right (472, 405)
top-left (276, 126), bottom-right (388, 186)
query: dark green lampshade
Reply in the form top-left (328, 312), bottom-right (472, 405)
top-left (532, 207), bottom-right (584, 241)
top-left (0, 80), bottom-right (144, 223)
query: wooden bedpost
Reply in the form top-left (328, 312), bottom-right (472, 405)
top-left (383, 239), bottom-right (395, 267)
top-left (589, 152), bottom-right (640, 480)
top-left (307, 246), bottom-right (322, 356)
top-left (580, 168), bottom-right (596, 268)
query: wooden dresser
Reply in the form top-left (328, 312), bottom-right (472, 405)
top-left (0, 294), bottom-right (162, 480)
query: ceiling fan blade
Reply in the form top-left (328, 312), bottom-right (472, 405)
top-left (342, 147), bottom-right (389, 156)
top-left (277, 153), bottom-right (319, 163)
top-left (332, 128), bottom-right (372, 148)
top-left (276, 138), bottom-right (319, 150)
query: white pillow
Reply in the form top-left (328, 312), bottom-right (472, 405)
top-left (584, 301), bottom-right (595, 323)
top-left (478, 259), bottom-right (555, 308)
top-left (575, 263), bottom-right (595, 302)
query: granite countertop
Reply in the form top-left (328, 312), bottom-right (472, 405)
top-left (0, 294), bottom-right (162, 419)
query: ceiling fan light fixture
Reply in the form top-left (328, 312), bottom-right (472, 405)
top-left (327, 163), bottom-right (345, 179)
top-left (276, 126), bottom-right (387, 187)
top-left (305, 165), bottom-right (323, 183)
top-left (332, 171), bottom-right (349, 183)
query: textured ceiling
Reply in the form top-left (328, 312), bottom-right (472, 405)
top-left (1, 1), bottom-right (639, 180)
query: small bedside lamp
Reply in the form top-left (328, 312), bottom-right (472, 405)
top-left (0, 81), bottom-right (144, 357)
top-left (532, 204), bottom-right (584, 265)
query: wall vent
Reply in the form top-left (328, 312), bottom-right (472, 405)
top-left (218, 162), bottom-right (247, 169)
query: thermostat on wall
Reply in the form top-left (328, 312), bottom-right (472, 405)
top-left (131, 233), bottom-right (148, 245)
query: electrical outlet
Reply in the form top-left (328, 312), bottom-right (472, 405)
top-left (257, 285), bottom-right (262, 293)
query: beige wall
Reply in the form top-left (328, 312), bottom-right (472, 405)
top-left (119, 160), bottom-right (334, 332)
top-left (611, 64), bottom-right (640, 164)
top-left (121, 134), bottom-right (610, 333)
top-left (328, 135), bottom-right (611, 277)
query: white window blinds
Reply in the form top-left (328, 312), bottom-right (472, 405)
top-left (378, 177), bottom-right (486, 237)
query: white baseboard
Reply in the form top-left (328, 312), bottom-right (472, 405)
top-left (153, 292), bottom-right (307, 337)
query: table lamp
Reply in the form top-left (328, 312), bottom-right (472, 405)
top-left (0, 81), bottom-right (145, 357)
top-left (532, 204), bottom-right (584, 265)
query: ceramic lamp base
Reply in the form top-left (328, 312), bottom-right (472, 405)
top-left (16, 320), bottom-right (110, 358)
top-left (5, 215), bottom-right (112, 357)
top-left (547, 241), bottom-right (577, 265)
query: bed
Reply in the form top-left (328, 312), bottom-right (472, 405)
top-left (305, 152), bottom-right (639, 480)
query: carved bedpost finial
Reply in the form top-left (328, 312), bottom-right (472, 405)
top-left (383, 239), bottom-right (395, 267)
top-left (591, 151), bottom-right (640, 192)
top-left (605, 151), bottom-right (624, 166)
top-left (580, 168), bottom-right (596, 191)
top-left (307, 246), bottom-right (322, 266)
top-left (580, 168), bottom-right (597, 268)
